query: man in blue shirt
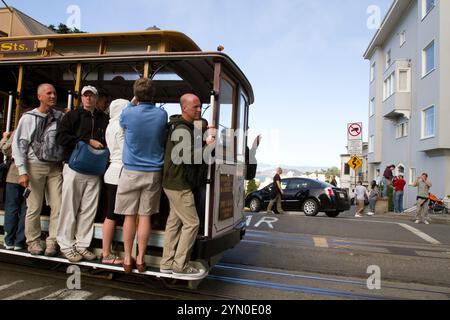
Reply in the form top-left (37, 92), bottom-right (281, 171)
top-left (115, 78), bottom-right (168, 273)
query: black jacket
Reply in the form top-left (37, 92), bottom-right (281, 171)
top-left (56, 107), bottom-right (109, 161)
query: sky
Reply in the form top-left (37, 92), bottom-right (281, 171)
top-left (6, 0), bottom-right (393, 168)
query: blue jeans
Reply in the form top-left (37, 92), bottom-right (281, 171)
top-left (4, 183), bottom-right (27, 247)
top-left (382, 177), bottom-right (390, 197)
top-left (394, 191), bottom-right (404, 213)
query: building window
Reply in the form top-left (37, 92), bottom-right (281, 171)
top-left (344, 164), bottom-right (350, 175)
top-left (400, 30), bottom-right (406, 46)
top-left (422, 40), bottom-right (435, 76)
top-left (370, 62), bottom-right (375, 82)
top-left (369, 98), bottom-right (375, 117)
top-left (383, 72), bottom-right (395, 100)
top-left (422, 0), bottom-right (435, 19)
top-left (421, 105), bottom-right (435, 139)
top-left (369, 135), bottom-right (375, 153)
top-left (398, 69), bottom-right (410, 92)
top-left (386, 49), bottom-right (392, 69)
top-left (396, 122), bottom-right (409, 139)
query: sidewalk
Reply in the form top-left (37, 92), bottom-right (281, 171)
top-left (376, 210), bottom-right (450, 225)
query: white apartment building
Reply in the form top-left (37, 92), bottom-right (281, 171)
top-left (364, 0), bottom-right (450, 208)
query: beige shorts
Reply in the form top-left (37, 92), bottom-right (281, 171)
top-left (115, 169), bottom-right (162, 216)
top-left (357, 200), bottom-right (365, 211)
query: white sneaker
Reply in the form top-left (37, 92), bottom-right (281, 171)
top-left (173, 266), bottom-right (206, 279)
top-left (4, 244), bottom-right (14, 250)
top-left (424, 221), bottom-right (430, 225)
top-left (367, 212), bottom-right (375, 216)
top-left (355, 214), bottom-right (363, 218)
top-left (415, 220), bottom-right (420, 224)
top-left (76, 248), bottom-right (97, 261)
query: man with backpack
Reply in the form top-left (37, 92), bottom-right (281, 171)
top-left (160, 93), bottom-right (215, 278)
top-left (55, 85), bottom-right (109, 262)
top-left (12, 83), bottom-right (65, 256)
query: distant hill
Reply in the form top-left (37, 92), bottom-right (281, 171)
top-left (256, 163), bottom-right (328, 175)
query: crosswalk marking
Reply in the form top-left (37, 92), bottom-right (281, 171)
top-left (41, 289), bottom-right (92, 300)
top-left (3, 286), bottom-right (51, 300)
top-left (99, 296), bottom-right (131, 300)
top-left (398, 223), bottom-right (441, 245)
top-left (0, 280), bottom-right (24, 291)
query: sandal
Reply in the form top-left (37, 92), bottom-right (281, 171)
top-left (101, 254), bottom-right (124, 265)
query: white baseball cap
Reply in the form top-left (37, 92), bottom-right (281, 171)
top-left (81, 85), bottom-right (98, 96)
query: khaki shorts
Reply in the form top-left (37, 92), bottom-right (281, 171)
top-left (115, 169), bottom-right (162, 216)
top-left (357, 200), bottom-right (365, 211)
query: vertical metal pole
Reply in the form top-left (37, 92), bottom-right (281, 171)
top-left (67, 90), bottom-right (73, 111)
top-left (204, 92), bottom-right (216, 238)
top-left (74, 63), bottom-right (82, 108)
top-left (6, 91), bottom-right (14, 133)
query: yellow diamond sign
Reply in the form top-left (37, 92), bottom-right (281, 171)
top-left (348, 156), bottom-right (363, 171)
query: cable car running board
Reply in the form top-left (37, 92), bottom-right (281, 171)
top-left (0, 249), bottom-right (208, 281)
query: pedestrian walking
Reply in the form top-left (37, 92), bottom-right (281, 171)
top-left (355, 181), bottom-right (371, 218)
top-left (368, 180), bottom-right (379, 216)
top-left (411, 173), bottom-right (432, 225)
top-left (267, 167), bottom-right (285, 214)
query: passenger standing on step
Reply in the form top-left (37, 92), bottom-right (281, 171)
top-left (101, 99), bottom-right (129, 266)
top-left (160, 93), bottom-right (215, 278)
top-left (56, 85), bottom-right (109, 262)
top-left (12, 84), bottom-right (64, 257)
top-left (1, 131), bottom-right (27, 251)
top-left (115, 78), bottom-right (167, 274)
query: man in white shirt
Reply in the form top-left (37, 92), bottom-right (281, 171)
top-left (354, 181), bottom-right (372, 218)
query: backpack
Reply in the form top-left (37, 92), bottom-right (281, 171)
top-left (168, 122), bottom-right (209, 189)
top-left (28, 110), bottom-right (65, 162)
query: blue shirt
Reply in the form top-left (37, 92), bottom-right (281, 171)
top-left (120, 103), bottom-right (168, 172)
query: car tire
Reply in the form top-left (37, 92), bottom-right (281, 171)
top-left (302, 199), bottom-right (319, 216)
top-left (249, 198), bottom-right (261, 213)
top-left (326, 211), bottom-right (341, 218)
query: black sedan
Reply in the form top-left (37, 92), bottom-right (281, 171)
top-left (245, 178), bottom-right (350, 217)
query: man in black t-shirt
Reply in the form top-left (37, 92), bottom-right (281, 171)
top-left (267, 167), bottom-right (285, 214)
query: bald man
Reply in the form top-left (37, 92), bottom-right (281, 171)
top-left (12, 83), bottom-right (64, 257)
top-left (160, 93), bottom-right (214, 279)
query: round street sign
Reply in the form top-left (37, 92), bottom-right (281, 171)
top-left (348, 123), bottom-right (362, 140)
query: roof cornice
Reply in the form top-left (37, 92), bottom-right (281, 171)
top-left (363, 0), bottom-right (413, 60)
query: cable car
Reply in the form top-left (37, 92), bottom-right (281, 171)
top-left (0, 29), bottom-right (254, 288)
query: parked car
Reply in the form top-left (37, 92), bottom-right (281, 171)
top-left (245, 178), bottom-right (350, 217)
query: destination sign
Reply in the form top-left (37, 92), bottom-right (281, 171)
top-left (0, 40), bottom-right (38, 53)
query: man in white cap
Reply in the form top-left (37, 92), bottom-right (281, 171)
top-left (56, 85), bottom-right (109, 262)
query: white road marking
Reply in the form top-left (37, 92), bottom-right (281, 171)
top-left (41, 289), bottom-right (93, 300)
top-left (99, 296), bottom-right (131, 300)
top-left (398, 223), bottom-right (441, 245)
top-left (0, 280), bottom-right (24, 291)
top-left (254, 217), bottom-right (279, 229)
top-left (3, 286), bottom-right (51, 300)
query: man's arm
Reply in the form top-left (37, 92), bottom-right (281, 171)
top-left (12, 116), bottom-right (34, 176)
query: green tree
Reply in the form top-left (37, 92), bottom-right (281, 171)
top-left (324, 167), bottom-right (341, 180)
top-left (48, 23), bottom-right (85, 34)
top-left (246, 179), bottom-right (258, 195)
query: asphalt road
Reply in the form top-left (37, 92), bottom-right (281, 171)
top-left (0, 209), bottom-right (450, 300)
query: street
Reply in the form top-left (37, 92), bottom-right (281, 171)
top-left (1, 209), bottom-right (450, 300)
